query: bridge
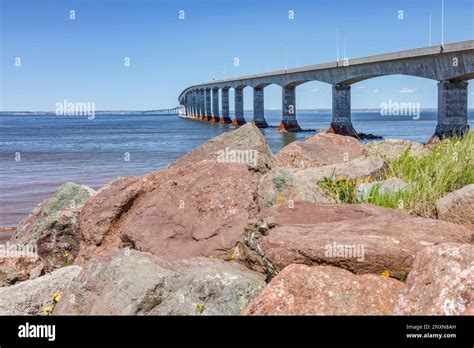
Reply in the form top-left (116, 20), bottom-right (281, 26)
top-left (178, 40), bottom-right (474, 140)
top-left (143, 107), bottom-right (181, 115)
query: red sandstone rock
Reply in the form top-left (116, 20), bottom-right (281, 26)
top-left (168, 123), bottom-right (277, 174)
top-left (275, 133), bottom-right (366, 169)
top-left (0, 257), bottom-right (40, 287)
top-left (55, 250), bottom-right (266, 315)
top-left (436, 184), bottom-right (474, 231)
top-left (395, 243), bottom-right (473, 315)
top-left (1, 183), bottom-right (95, 283)
top-left (243, 202), bottom-right (473, 280)
top-left (364, 138), bottom-right (428, 160)
top-left (78, 161), bottom-right (259, 262)
top-left (245, 264), bottom-right (404, 315)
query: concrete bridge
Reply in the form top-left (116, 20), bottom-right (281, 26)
top-left (144, 107), bottom-right (181, 115)
top-left (178, 40), bottom-right (474, 139)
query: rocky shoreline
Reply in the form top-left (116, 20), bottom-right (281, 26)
top-left (0, 124), bottom-right (472, 315)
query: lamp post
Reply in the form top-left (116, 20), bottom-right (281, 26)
top-left (427, 12), bottom-right (432, 46)
top-left (441, 0), bottom-right (444, 45)
top-left (336, 25), bottom-right (341, 62)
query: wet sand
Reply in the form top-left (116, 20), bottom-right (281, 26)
top-left (0, 227), bottom-right (16, 243)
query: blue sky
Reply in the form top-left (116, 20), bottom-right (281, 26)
top-left (1, 0), bottom-right (473, 111)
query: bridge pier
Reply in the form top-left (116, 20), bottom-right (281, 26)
top-left (212, 88), bottom-right (220, 122)
top-left (220, 88), bottom-right (232, 124)
top-left (189, 94), bottom-right (194, 117)
top-left (253, 87), bottom-right (269, 128)
top-left (233, 88), bottom-right (246, 125)
top-left (278, 85), bottom-right (301, 132)
top-left (432, 80), bottom-right (470, 140)
top-left (185, 95), bottom-right (191, 116)
top-left (205, 89), bottom-right (212, 121)
top-left (329, 84), bottom-right (359, 138)
top-left (199, 90), bottom-right (205, 119)
top-left (188, 96), bottom-right (193, 116)
top-left (192, 93), bottom-right (198, 117)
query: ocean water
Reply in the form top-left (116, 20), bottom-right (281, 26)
top-left (1, 111), bottom-right (473, 228)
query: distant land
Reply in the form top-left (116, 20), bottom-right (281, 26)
top-left (2, 108), bottom-right (470, 116)
top-left (0, 110), bottom-right (179, 116)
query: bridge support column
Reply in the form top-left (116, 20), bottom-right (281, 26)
top-left (431, 80), bottom-right (469, 140)
top-left (220, 89), bottom-right (232, 124)
top-left (192, 93), bottom-right (197, 117)
top-left (199, 90), bottom-right (205, 119)
top-left (187, 98), bottom-right (192, 117)
top-left (232, 89), bottom-right (246, 125)
top-left (253, 87), bottom-right (268, 128)
top-left (205, 89), bottom-right (212, 121)
top-left (212, 89), bottom-right (220, 122)
top-left (278, 85), bottom-right (301, 132)
top-left (189, 94), bottom-right (194, 117)
top-left (329, 85), bottom-right (358, 138)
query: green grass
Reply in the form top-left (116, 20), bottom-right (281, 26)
top-left (318, 176), bottom-right (364, 204)
top-left (318, 132), bottom-right (474, 218)
top-left (368, 131), bottom-right (474, 217)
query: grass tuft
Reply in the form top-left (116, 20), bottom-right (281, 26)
top-left (368, 131), bottom-right (474, 217)
top-left (317, 132), bottom-right (474, 218)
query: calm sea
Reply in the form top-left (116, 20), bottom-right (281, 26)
top-left (1, 111), bottom-right (473, 228)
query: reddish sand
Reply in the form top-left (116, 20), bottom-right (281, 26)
top-left (0, 227), bottom-right (15, 243)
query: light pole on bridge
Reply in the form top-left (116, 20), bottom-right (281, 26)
top-left (427, 12), bottom-right (432, 46)
top-left (441, 0), bottom-right (444, 45)
top-left (336, 25), bottom-right (341, 62)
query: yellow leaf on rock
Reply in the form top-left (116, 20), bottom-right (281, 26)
top-left (42, 306), bottom-right (53, 313)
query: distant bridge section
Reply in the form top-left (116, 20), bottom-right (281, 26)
top-left (178, 40), bottom-right (474, 140)
top-left (144, 107), bottom-right (181, 115)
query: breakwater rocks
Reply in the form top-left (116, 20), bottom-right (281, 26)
top-left (1, 124), bottom-right (472, 315)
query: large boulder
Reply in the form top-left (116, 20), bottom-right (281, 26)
top-left (245, 264), bottom-right (404, 315)
top-left (78, 161), bottom-right (259, 262)
top-left (243, 202), bottom-right (473, 280)
top-left (1, 183), bottom-right (95, 280)
top-left (365, 139), bottom-right (428, 160)
top-left (54, 250), bottom-right (266, 315)
top-left (436, 184), bottom-right (474, 231)
top-left (257, 156), bottom-right (389, 208)
top-left (275, 133), bottom-right (366, 169)
top-left (168, 123), bottom-right (277, 174)
top-left (0, 266), bottom-right (82, 315)
top-left (12, 182), bottom-right (95, 246)
top-left (10, 183), bottom-right (96, 272)
top-left (395, 243), bottom-right (473, 315)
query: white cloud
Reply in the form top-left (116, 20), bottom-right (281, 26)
top-left (357, 86), bottom-right (366, 89)
top-left (399, 88), bottom-right (417, 93)
top-left (312, 88), bottom-right (320, 92)
top-left (372, 89), bottom-right (379, 93)
top-left (471, 92), bottom-right (474, 95)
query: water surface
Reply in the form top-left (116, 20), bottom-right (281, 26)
top-left (1, 111), bottom-right (473, 228)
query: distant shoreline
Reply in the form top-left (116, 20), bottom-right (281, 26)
top-left (2, 108), bottom-right (467, 116)
top-left (0, 111), bottom-right (179, 116)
